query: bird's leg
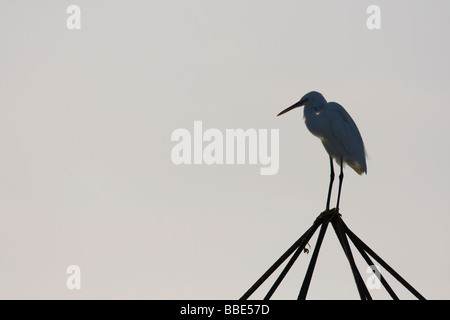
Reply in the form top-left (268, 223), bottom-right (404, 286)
top-left (336, 156), bottom-right (344, 211)
top-left (326, 156), bottom-right (334, 212)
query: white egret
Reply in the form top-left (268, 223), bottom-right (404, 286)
top-left (277, 91), bottom-right (366, 211)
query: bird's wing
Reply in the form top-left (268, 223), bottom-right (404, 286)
top-left (324, 103), bottom-right (367, 174)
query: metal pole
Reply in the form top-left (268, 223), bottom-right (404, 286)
top-left (298, 221), bottom-right (329, 300)
top-left (240, 210), bottom-right (425, 300)
top-left (332, 215), bottom-right (371, 300)
top-left (345, 228), bottom-right (399, 299)
top-left (264, 238), bottom-right (309, 299)
top-left (240, 217), bottom-right (322, 300)
top-left (342, 221), bottom-right (425, 300)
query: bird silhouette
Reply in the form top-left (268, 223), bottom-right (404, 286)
top-left (277, 91), bottom-right (367, 212)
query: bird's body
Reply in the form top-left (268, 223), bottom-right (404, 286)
top-left (303, 98), bottom-right (366, 175)
top-left (277, 91), bottom-right (366, 211)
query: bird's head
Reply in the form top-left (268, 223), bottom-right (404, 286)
top-left (277, 91), bottom-right (326, 116)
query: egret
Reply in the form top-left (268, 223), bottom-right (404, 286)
top-left (277, 91), bottom-right (366, 212)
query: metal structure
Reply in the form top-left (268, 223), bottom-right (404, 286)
top-left (240, 209), bottom-right (425, 300)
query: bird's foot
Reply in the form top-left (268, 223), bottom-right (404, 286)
top-left (315, 208), bottom-right (341, 224)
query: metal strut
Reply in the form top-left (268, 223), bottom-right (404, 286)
top-left (240, 209), bottom-right (425, 300)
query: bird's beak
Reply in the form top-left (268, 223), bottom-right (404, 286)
top-left (277, 98), bottom-right (307, 117)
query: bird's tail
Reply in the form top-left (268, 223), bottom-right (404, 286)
top-left (349, 161), bottom-right (367, 175)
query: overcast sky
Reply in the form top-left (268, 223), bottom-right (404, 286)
top-left (0, 1), bottom-right (449, 299)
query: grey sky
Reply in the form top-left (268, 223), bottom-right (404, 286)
top-left (0, 1), bottom-right (449, 299)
